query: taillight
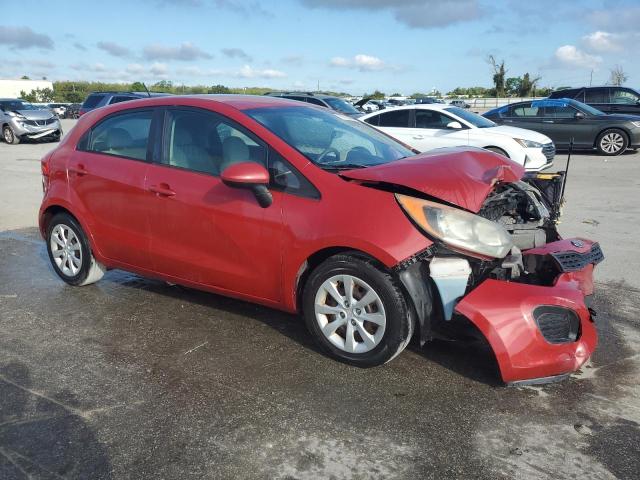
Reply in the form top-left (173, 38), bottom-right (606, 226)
top-left (41, 155), bottom-right (52, 193)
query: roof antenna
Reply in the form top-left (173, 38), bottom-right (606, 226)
top-left (560, 137), bottom-right (573, 205)
top-left (142, 82), bottom-right (151, 97)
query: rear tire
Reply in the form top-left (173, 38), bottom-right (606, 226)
top-left (302, 253), bottom-right (413, 367)
top-left (3, 126), bottom-right (20, 145)
top-left (596, 129), bottom-right (628, 156)
top-left (46, 213), bottom-right (105, 286)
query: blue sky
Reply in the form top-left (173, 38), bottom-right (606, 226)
top-left (1, 0), bottom-right (638, 94)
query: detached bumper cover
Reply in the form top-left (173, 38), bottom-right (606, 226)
top-left (454, 238), bottom-right (602, 383)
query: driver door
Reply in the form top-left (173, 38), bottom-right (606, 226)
top-left (144, 107), bottom-right (285, 302)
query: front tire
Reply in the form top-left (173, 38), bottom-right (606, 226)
top-left (596, 129), bottom-right (628, 156)
top-left (302, 254), bottom-right (413, 367)
top-left (46, 213), bottom-right (105, 286)
top-left (3, 126), bottom-right (20, 145)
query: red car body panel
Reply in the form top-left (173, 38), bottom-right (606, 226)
top-left (339, 148), bottom-right (525, 212)
top-left (456, 238), bottom-right (599, 383)
top-left (39, 95), bottom-right (602, 383)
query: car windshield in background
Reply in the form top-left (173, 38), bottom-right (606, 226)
top-left (323, 97), bottom-right (360, 115)
top-left (245, 106), bottom-right (413, 168)
top-left (445, 106), bottom-right (496, 128)
top-left (5, 101), bottom-right (39, 111)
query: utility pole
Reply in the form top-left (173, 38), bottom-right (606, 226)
top-left (590, 70), bottom-right (593, 86)
top-left (317, 80), bottom-right (320, 92)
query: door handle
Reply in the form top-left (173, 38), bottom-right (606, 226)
top-left (69, 165), bottom-right (88, 176)
top-left (148, 184), bottom-right (176, 197)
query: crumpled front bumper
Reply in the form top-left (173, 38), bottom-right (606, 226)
top-left (10, 117), bottom-right (61, 139)
top-left (454, 238), bottom-right (602, 384)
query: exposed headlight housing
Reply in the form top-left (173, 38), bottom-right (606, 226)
top-left (514, 138), bottom-right (543, 148)
top-left (395, 194), bottom-right (513, 259)
top-left (631, 121), bottom-right (640, 128)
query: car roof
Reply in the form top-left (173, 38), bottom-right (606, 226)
top-left (88, 94), bottom-right (315, 112)
top-left (266, 92), bottom-right (340, 100)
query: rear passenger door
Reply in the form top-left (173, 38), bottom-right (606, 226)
top-left (144, 107), bottom-right (285, 301)
top-left (72, 108), bottom-right (157, 268)
top-left (502, 102), bottom-right (545, 133)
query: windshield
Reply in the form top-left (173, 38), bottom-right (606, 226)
top-left (2, 100), bottom-right (39, 111)
top-left (574, 101), bottom-right (605, 116)
top-left (445, 107), bottom-right (496, 128)
top-left (245, 106), bottom-right (413, 169)
top-left (323, 97), bottom-right (360, 115)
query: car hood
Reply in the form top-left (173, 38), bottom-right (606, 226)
top-left (483, 125), bottom-right (552, 144)
top-left (339, 147), bottom-right (525, 213)
top-left (15, 109), bottom-right (55, 120)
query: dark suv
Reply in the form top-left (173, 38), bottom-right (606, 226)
top-left (264, 92), bottom-right (361, 117)
top-left (549, 86), bottom-right (640, 115)
top-left (79, 92), bottom-right (169, 116)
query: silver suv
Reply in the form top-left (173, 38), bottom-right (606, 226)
top-left (0, 98), bottom-right (62, 144)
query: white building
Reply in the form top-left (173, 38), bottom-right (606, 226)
top-left (0, 79), bottom-right (54, 98)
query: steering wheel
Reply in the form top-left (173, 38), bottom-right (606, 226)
top-left (316, 147), bottom-right (341, 164)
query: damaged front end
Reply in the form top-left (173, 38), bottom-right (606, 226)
top-left (394, 172), bottom-right (603, 385)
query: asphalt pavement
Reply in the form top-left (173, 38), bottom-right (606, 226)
top-left (0, 120), bottom-right (639, 479)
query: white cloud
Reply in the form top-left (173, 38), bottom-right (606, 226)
top-left (126, 63), bottom-right (145, 74)
top-left (236, 65), bottom-right (286, 79)
top-left (354, 54), bottom-right (384, 71)
top-left (582, 31), bottom-right (621, 53)
top-left (330, 56), bottom-right (350, 67)
top-left (330, 54), bottom-right (387, 72)
top-left (143, 42), bottom-right (212, 61)
top-left (150, 62), bottom-right (168, 76)
top-left (554, 45), bottom-right (602, 69)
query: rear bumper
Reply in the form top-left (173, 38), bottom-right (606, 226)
top-left (454, 238), bottom-right (602, 384)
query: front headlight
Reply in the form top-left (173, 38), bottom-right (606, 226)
top-left (631, 121), bottom-right (640, 128)
top-left (7, 111), bottom-right (26, 120)
top-left (395, 194), bottom-right (513, 258)
top-left (514, 138), bottom-right (543, 148)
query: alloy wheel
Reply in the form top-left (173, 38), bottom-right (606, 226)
top-left (50, 224), bottom-right (83, 277)
top-left (314, 274), bottom-right (386, 354)
top-left (600, 132), bottom-right (624, 154)
top-left (3, 127), bottom-right (13, 143)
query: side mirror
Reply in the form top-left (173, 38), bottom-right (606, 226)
top-left (221, 161), bottom-right (272, 208)
top-left (446, 121), bottom-right (463, 130)
top-left (575, 112), bottom-right (585, 120)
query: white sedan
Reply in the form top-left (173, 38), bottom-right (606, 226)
top-left (359, 104), bottom-right (555, 171)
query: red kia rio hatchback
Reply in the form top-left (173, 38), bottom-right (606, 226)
top-left (39, 95), bottom-right (603, 384)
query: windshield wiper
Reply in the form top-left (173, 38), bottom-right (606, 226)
top-left (320, 163), bottom-right (369, 171)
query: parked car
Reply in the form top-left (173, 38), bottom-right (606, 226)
top-left (449, 100), bottom-right (471, 109)
top-left (483, 98), bottom-right (640, 155)
top-left (48, 103), bottom-right (68, 117)
top-left (79, 91), bottom-right (169, 116)
top-left (360, 104), bottom-right (555, 171)
top-left (414, 97), bottom-right (445, 105)
top-left (264, 91), bottom-right (361, 117)
top-left (39, 95), bottom-right (603, 384)
top-left (64, 103), bottom-right (81, 119)
top-left (0, 98), bottom-right (62, 144)
top-left (549, 86), bottom-right (640, 115)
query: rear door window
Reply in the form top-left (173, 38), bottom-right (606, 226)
top-left (85, 110), bottom-right (153, 161)
top-left (509, 103), bottom-right (540, 117)
top-left (584, 88), bottom-right (609, 104)
top-left (377, 109), bottom-right (411, 127)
